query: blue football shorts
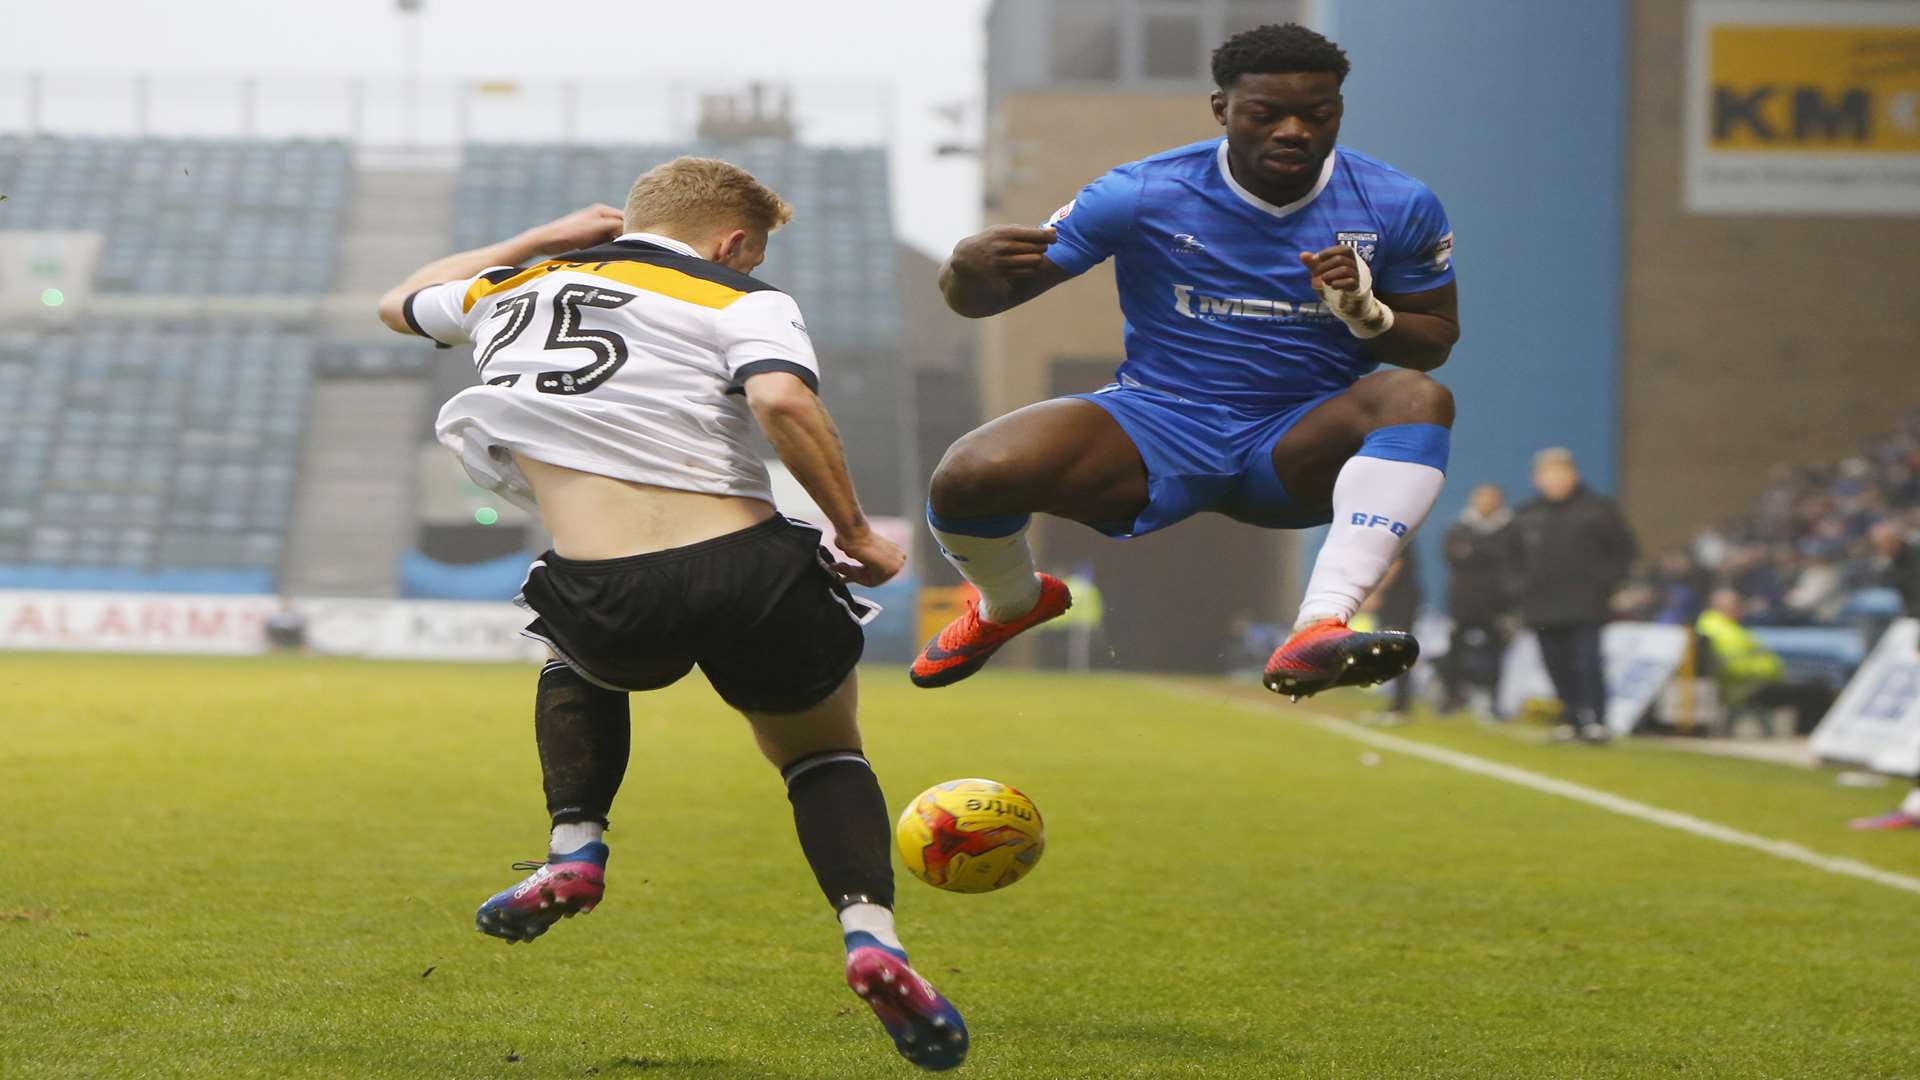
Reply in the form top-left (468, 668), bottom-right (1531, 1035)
top-left (1069, 382), bottom-right (1345, 538)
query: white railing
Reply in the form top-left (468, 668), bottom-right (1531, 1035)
top-left (0, 72), bottom-right (893, 148)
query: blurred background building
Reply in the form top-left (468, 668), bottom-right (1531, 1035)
top-left (0, 0), bottom-right (1915, 684)
top-left (0, 83), bottom-right (916, 610)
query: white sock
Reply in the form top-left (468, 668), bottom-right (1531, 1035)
top-left (838, 901), bottom-right (904, 952)
top-left (550, 820), bottom-right (605, 854)
top-left (929, 517), bottom-right (1043, 623)
top-left (1295, 455), bottom-right (1446, 627)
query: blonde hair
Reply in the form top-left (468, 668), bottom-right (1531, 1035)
top-left (624, 156), bottom-right (794, 237)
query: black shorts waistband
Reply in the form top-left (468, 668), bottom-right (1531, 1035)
top-left (537, 515), bottom-right (807, 574)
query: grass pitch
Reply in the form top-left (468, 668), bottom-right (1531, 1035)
top-left (4, 654), bottom-right (1919, 1079)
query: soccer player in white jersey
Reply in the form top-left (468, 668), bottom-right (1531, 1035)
top-left (376, 158), bottom-right (967, 1071)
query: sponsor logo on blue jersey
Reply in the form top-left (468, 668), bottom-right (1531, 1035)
top-left (1171, 284), bottom-right (1330, 322)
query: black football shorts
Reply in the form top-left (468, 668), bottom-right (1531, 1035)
top-left (517, 516), bottom-right (875, 713)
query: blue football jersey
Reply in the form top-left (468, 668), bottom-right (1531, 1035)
top-left (1044, 138), bottom-right (1454, 412)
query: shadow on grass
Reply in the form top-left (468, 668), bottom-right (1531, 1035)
top-left (606, 1056), bottom-right (731, 1072)
top-left (1044, 1018), bottom-right (1263, 1059)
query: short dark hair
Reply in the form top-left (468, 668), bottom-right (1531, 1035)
top-left (1210, 23), bottom-right (1350, 89)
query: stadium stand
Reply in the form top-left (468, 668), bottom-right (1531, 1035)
top-left (0, 322), bottom-right (312, 593)
top-left (0, 135), bottom-right (350, 295)
top-left (1604, 415), bottom-right (1920, 695)
top-left (1616, 413), bottom-right (1920, 629)
top-left (450, 140), bottom-right (911, 523)
top-left (454, 142), bottom-right (900, 351)
top-left (0, 133), bottom-right (909, 598)
top-left (312, 341), bottom-right (433, 379)
top-left (0, 135), bottom-right (354, 591)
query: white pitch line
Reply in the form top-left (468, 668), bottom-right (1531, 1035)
top-left (1167, 684), bottom-right (1920, 899)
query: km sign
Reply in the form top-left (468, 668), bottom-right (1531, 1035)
top-left (1713, 85), bottom-right (1875, 143)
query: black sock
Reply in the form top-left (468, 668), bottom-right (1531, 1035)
top-left (782, 749), bottom-right (894, 910)
top-left (535, 660), bottom-right (631, 830)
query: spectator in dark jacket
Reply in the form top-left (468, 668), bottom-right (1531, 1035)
top-left (1512, 448), bottom-right (1639, 742)
top-left (1440, 484), bottom-right (1513, 717)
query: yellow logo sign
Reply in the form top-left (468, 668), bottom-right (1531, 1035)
top-left (1709, 25), bottom-right (1920, 153)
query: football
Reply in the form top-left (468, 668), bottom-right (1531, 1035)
top-left (895, 778), bottom-right (1046, 893)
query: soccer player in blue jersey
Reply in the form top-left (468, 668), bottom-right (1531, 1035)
top-left (913, 23), bottom-right (1459, 698)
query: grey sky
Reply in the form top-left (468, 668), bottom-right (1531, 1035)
top-left (0, 0), bottom-right (990, 257)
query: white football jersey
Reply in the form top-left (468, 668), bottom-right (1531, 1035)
top-left (406, 232), bottom-right (819, 511)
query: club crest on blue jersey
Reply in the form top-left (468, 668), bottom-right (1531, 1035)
top-left (1335, 231), bottom-right (1379, 263)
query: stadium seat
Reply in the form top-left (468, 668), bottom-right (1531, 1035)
top-left (0, 135), bottom-right (351, 296)
top-left (0, 322), bottom-right (316, 590)
top-left (452, 141), bottom-right (900, 351)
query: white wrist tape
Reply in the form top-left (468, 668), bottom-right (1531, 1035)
top-left (1314, 253), bottom-right (1395, 340)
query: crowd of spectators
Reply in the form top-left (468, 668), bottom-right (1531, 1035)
top-left (1228, 417), bottom-right (1920, 729)
top-left (1615, 413), bottom-right (1920, 629)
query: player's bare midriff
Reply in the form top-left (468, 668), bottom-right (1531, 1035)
top-left (513, 451), bottom-right (775, 561)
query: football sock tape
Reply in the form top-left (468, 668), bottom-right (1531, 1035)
top-left (783, 749), bottom-right (895, 911)
top-left (535, 663), bottom-right (631, 829)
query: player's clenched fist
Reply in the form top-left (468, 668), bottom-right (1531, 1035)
top-left (1300, 245), bottom-right (1394, 339)
top-left (1299, 245), bottom-right (1363, 292)
top-left (950, 225), bottom-right (1058, 278)
top-left (833, 527), bottom-right (907, 588)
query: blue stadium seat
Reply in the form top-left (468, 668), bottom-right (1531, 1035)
top-left (0, 322), bottom-right (314, 590)
top-left (452, 141), bottom-right (900, 351)
top-left (0, 135), bottom-right (351, 296)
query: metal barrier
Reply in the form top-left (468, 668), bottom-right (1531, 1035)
top-left (0, 72), bottom-right (891, 149)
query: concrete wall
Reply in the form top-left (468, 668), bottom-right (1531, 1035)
top-left (1618, 0), bottom-right (1920, 552)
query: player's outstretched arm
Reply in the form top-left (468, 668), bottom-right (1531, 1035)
top-left (743, 373), bottom-right (906, 587)
top-left (374, 204), bottom-right (625, 335)
top-left (938, 225), bottom-right (1076, 318)
top-left (1301, 246), bottom-right (1459, 372)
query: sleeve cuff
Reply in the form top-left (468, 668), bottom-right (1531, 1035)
top-left (729, 359), bottom-right (820, 395)
top-left (1373, 269), bottom-right (1455, 295)
top-left (1039, 245), bottom-right (1095, 277)
top-left (402, 287), bottom-right (456, 348)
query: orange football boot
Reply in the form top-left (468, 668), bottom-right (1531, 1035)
top-left (1264, 618), bottom-right (1419, 700)
top-left (910, 575), bottom-right (1072, 688)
